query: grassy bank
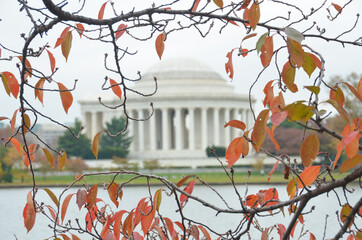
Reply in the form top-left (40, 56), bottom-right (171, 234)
top-left (0, 169), bottom-right (353, 187)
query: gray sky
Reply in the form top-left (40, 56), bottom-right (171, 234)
top-left (0, 0), bottom-right (361, 125)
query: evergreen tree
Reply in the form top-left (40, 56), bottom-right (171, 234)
top-left (99, 117), bottom-right (132, 159)
top-left (57, 119), bottom-right (93, 159)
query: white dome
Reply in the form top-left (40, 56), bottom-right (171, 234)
top-left (133, 58), bottom-right (235, 98)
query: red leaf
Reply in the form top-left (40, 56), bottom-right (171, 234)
top-left (271, 111), bottom-right (287, 126)
top-left (176, 175), bottom-right (192, 188)
top-left (23, 202), bottom-right (36, 233)
top-left (191, 0), bottom-right (201, 12)
top-left (251, 109), bottom-right (269, 152)
top-left (61, 193), bottom-right (75, 223)
top-left (277, 224), bottom-right (286, 240)
top-left (332, 3), bottom-right (342, 13)
top-left (109, 78), bottom-right (122, 99)
top-left (240, 48), bottom-right (248, 57)
top-left (112, 210), bottom-right (127, 240)
top-left (115, 24), bottom-right (127, 40)
top-left (46, 50), bottom-right (56, 72)
top-left (155, 33), bottom-right (165, 60)
top-left (55, 27), bottom-right (71, 48)
top-left (85, 206), bottom-right (98, 232)
top-left (260, 36), bottom-right (273, 67)
top-left (86, 185), bottom-right (98, 210)
top-left (35, 78), bottom-right (46, 105)
top-left (92, 130), bottom-right (103, 159)
top-left (98, 1), bottom-right (108, 20)
top-left (300, 134), bottom-right (320, 167)
top-left (107, 182), bottom-right (119, 207)
top-left (57, 82), bottom-right (73, 114)
top-left (75, 23), bottom-right (85, 37)
top-left (224, 120), bottom-right (246, 130)
top-left (239, 0), bottom-right (251, 10)
top-left (248, 1), bottom-right (260, 30)
top-left (226, 137), bottom-right (243, 168)
top-left (225, 49), bottom-right (235, 80)
top-left (267, 160), bottom-right (279, 182)
top-left (141, 206), bottom-right (154, 235)
top-left (1, 71), bottom-right (19, 98)
top-left (246, 194), bottom-right (258, 208)
top-left (298, 166), bottom-right (320, 188)
top-left (180, 179), bottom-right (196, 206)
top-left (76, 189), bottom-right (87, 210)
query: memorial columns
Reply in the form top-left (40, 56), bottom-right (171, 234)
top-left (138, 109), bottom-right (144, 151)
top-left (188, 108), bottom-right (195, 150)
top-left (161, 108), bottom-right (169, 150)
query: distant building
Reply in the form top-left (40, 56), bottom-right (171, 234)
top-left (79, 58), bottom-right (255, 161)
top-left (33, 123), bottom-right (66, 147)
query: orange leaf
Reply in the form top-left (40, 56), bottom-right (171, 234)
top-left (266, 126), bottom-right (279, 151)
top-left (326, 99), bottom-right (352, 125)
top-left (141, 206), bottom-right (154, 235)
top-left (224, 120), bottom-right (246, 130)
top-left (155, 33), bottom-right (165, 60)
top-left (58, 150), bottom-right (67, 171)
top-left (61, 193), bottom-right (74, 223)
top-left (359, 77), bottom-right (362, 97)
top-left (18, 56), bottom-right (33, 79)
top-left (225, 49), bottom-right (236, 80)
top-left (57, 82), bottom-right (73, 114)
top-left (75, 23), bottom-right (85, 37)
top-left (55, 27), bottom-right (71, 48)
top-left (100, 216), bottom-right (111, 239)
top-left (330, 86), bottom-right (345, 107)
top-left (98, 1), bottom-right (108, 20)
top-left (35, 78), bottom-right (46, 105)
top-left (241, 134), bottom-right (250, 157)
top-left (115, 24), bottom-right (127, 40)
top-left (251, 109), bottom-right (269, 152)
top-left (198, 225), bottom-right (211, 240)
top-left (240, 48), bottom-right (248, 57)
top-left (340, 154), bottom-right (362, 173)
top-left (112, 210), bottom-right (127, 240)
top-left (92, 130), bottom-right (102, 159)
top-left (260, 36), bottom-right (273, 67)
top-left (86, 185), bottom-right (98, 210)
top-left (213, 0), bottom-right (223, 9)
top-left (23, 202), bottom-right (36, 233)
top-left (248, 1), bottom-right (260, 30)
top-left (109, 78), bottom-right (122, 99)
top-left (287, 37), bottom-right (305, 68)
top-left (239, 0), bottom-right (251, 9)
top-left (61, 31), bottom-right (73, 61)
top-left (164, 217), bottom-right (175, 237)
top-left (298, 166), bottom-right (320, 188)
top-left (71, 234), bottom-right (81, 240)
top-left (191, 0), bottom-right (201, 12)
top-left (23, 144), bottom-right (36, 167)
top-left (43, 188), bottom-right (59, 207)
top-left (281, 61), bottom-right (298, 93)
top-left (243, 8), bottom-right (250, 27)
top-left (107, 182), bottom-right (119, 207)
top-left (300, 134), bottom-right (320, 167)
top-left (9, 138), bottom-right (21, 153)
top-left (176, 175), bottom-right (192, 187)
top-left (246, 194), bottom-right (258, 207)
top-left (43, 148), bottom-right (55, 167)
top-left (341, 81), bottom-right (362, 102)
top-left (85, 206), bottom-right (98, 232)
top-left (310, 232), bottom-right (317, 240)
top-left (46, 50), bottom-right (56, 72)
top-left (310, 53), bottom-right (322, 69)
top-left (1, 71), bottom-right (19, 98)
top-left (263, 80), bottom-right (274, 107)
top-left (332, 3), bottom-right (342, 13)
top-left (261, 227), bottom-right (269, 240)
top-left (226, 137), bottom-right (243, 168)
top-left (242, 33), bottom-right (257, 42)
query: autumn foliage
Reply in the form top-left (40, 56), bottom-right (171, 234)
top-left (0, 0), bottom-right (361, 240)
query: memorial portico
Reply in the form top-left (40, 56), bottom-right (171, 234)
top-left (79, 58), bottom-right (255, 160)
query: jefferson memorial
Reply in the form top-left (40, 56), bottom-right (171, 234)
top-left (79, 58), bottom-right (254, 163)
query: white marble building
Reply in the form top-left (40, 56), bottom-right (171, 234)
top-left (79, 58), bottom-right (255, 161)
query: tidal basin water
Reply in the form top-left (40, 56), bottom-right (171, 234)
top-left (0, 184), bottom-right (360, 240)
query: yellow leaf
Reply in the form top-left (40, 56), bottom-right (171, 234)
top-left (43, 188), bottom-right (59, 207)
top-left (300, 134), bottom-right (320, 167)
top-left (43, 148), bottom-right (55, 168)
top-left (213, 0), bottom-right (223, 9)
top-left (92, 131), bottom-right (103, 159)
top-left (23, 113), bottom-right (31, 134)
top-left (58, 150), bottom-right (67, 171)
top-left (287, 38), bottom-right (305, 68)
top-left (61, 31), bottom-right (72, 61)
top-left (281, 62), bottom-right (298, 93)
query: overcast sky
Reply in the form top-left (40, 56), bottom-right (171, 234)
top-left (0, 0), bottom-right (361, 125)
